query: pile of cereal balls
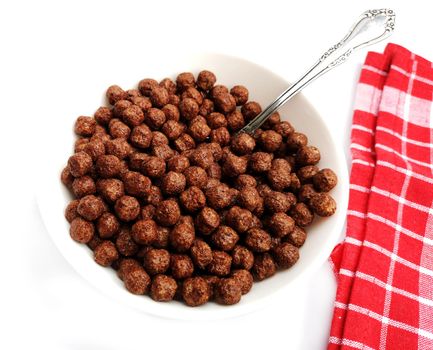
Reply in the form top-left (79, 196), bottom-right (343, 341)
top-left (61, 70), bottom-right (337, 306)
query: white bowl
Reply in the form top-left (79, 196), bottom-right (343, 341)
top-left (36, 53), bottom-right (349, 320)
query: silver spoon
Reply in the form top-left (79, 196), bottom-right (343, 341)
top-left (240, 8), bottom-right (396, 134)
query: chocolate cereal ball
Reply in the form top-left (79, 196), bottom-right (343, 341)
top-left (114, 195), bottom-right (140, 222)
top-left (122, 105), bottom-right (145, 127)
top-left (174, 133), bottom-right (196, 152)
top-left (199, 99), bottom-right (214, 117)
top-left (197, 70), bottom-right (216, 91)
top-left (105, 138), bottom-right (132, 160)
top-left (234, 174), bottom-right (257, 189)
top-left (245, 228), bottom-right (271, 252)
top-left (77, 195), bottom-right (105, 221)
top-left (297, 165), bottom-right (319, 184)
top-left (188, 121), bottom-right (211, 142)
top-left (123, 266), bottom-right (151, 295)
top-left (166, 155), bottom-right (189, 173)
top-left (249, 152), bottom-right (273, 173)
top-left (205, 183), bottom-right (233, 210)
top-left (237, 186), bottom-right (260, 212)
top-left (141, 156), bottom-right (166, 178)
top-left (212, 226), bottom-right (239, 251)
top-left (226, 206), bottom-right (254, 233)
top-left (68, 152), bottom-right (93, 177)
top-left (222, 153), bottom-right (248, 177)
top-left (138, 78), bottom-right (158, 96)
top-left (123, 171), bottom-right (151, 197)
top-left (182, 277), bottom-right (211, 306)
top-left (182, 87), bottom-right (203, 105)
top-left (210, 127), bottom-right (230, 146)
top-left (143, 248), bottom-right (170, 275)
top-left (195, 207), bottom-right (220, 235)
top-left (152, 132), bottom-right (170, 147)
top-left (183, 166), bottom-right (207, 189)
top-left (267, 162), bottom-right (291, 191)
top-left (298, 184), bottom-right (317, 204)
top-left (70, 217), bottom-right (94, 243)
top-left (161, 120), bottom-right (184, 140)
top-left (269, 212), bottom-right (295, 238)
top-left (215, 278), bottom-right (242, 305)
top-left (74, 116), bottom-right (96, 137)
top-left (94, 241), bottom-right (119, 267)
top-left (97, 212), bottom-right (120, 238)
top-left (94, 106), bottom-right (113, 125)
top-left (207, 251), bottom-right (232, 277)
top-left (180, 186), bottom-right (206, 212)
top-left (61, 166), bottom-right (74, 188)
top-left (146, 108), bottom-right (166, 130)
top-left (259, 130), bottom-right (283, 152)
top-left (153, 225), bottom-right (170, 248)
top-left (150, 275), bottom-right (177, 301)
top-left (296, 145), bottom-right (321, 166)
top-left (230, 133), bottom-right (256, 155)
top-left (290, 203), bottom-right (314, 226)
top-left (140, 204), bottom-right (155, 220)
top-left (117, 258), bottom-right (141, 280)
top-left (160, 78), bottom-right (177, 95)
top-left (131, 95), bottom-right (152, 111)
top-left (106, 85), bottom-right (127, 104)
top-left (131, 219), bottom-right (157, 245)
top-left (226, 110), bottom-right (245, 132)
top-left (232, 245), bottom-right (254, 270)
top-left (176, 72), bottom-right (195, 91)
top-left (241, 101), bottom-right (262, 121)
top-left (113, 100), bottom-right (132, 118)
top-left (252, 253), bottom-right (276, 281)
top-left (210, 85), bottom-right (229, 99)
top-left (150, 86), bottom-right (169, 108)
top-left (65, 200), bottom-right (80, 223)
top-left (190, 239), bottom-right (213, 269)
top-left (289, 173), bottom-right (301, 192)
top-left (161, 171), bottom-right (186, 196)
top-left (170, 254), bottom-right (194, 279)
top-left (273, 121), bottom-right (294, 138)
top-left (272, 242), bottom-right (299, 269)
top-left (207, 163), bottom-right (222, 179)
top-left (231, 269), bottom-right (253, 294)
top-left (154, 199), bottom-right (181, 226)
top-left (214, 93), bottom-right (236, 114)
top-left (264, 191), bottom-right (294, 213)
top-left (116, 227), bottom-right (139, 256)
top-left (72, 175), bottom-right (96, 198)
top-left (130, 124), bottom-right (152, 149)
top-left (83, 140), bottom-right (105, 161)
top-left (179, 98), bottom-right (199, 120)
top-left (285, 225), bottom-right (307, 247)
top-left (309, 193), bottom-right (337, 217)
top-left (286, 132), bottom-right (308, 152)
top-left (230, 85), bottom-right (249, 106)
top-left (206, 112), bottom-right (227, 129)
top-left (96, 178), bottom-right (124, 203)
top-left (162, 104), bottom-right (180, 122)
top-left (169, 217), bottom-right (195, 252)
top-left (313, 168), bottom-right (338, 192)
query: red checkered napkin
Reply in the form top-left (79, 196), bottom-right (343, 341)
top-left (328, 44), bottom-right (433, 349)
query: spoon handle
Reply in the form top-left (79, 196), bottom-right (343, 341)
top-left (240, 8), bottom-right (396, 134)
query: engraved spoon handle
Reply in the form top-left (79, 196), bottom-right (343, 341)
top-left (240, 8), bottom-right (396, 134)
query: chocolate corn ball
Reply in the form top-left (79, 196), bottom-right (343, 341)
top-left (61, 166), bottom-right (74, 189)
top-left (259, 130), bottom-right (283, 152)
top-left (129, 152), bottom-right (150, 171)
top-left (123, 266), bottom-right (151, 295)
top-left (166, 155), bottom-right (189, 173)
top-left (114, 195), bottom-right (140, 222)
top-left (296, 145), bottom-right (321, 166)
top-left (116, 227), bottom-right (139, 256)
top-left (206, 112), bottom-right (227, 129)
top-left (74, 116), bottom-right (96, 137)
top-left (68, 152), bottom-right (93, 177)
top-left (146, 108), bottom-right (166, 130)
top-left (289, 173), bottom-right (301, 193)
top-left (205, 183), bottom-right (233, 210)
top-left (297, 165), bottom-right (319, 184)
top-left (197, 70), bottom-right (216, 91)
top-left (77, 195), bottom-right (105, 221)
top-left (286, 132), bottom-right (308, 152)
top-left (268, 212), bottom-right (295, 238)
top-left (170, 254), bottom-right (194, 279)
top-left (184, 166), bottom-right (207, 189)
top-left (201, 275), bottom-right (220, 300)
top-left (252, 253), bottom-right (276, 281)
top-left (237, 186), bottom-right (261, 212)
top-left (179, 98), bottom-right (199, 121)
top-left (180, 186), bottom-right (206, 212)
top-left (151, 131), bottom-right (169, 147)
top-left (169, 217), bottom-right (195, 252)
top-left (97, 212), bottom-right (120, 238)
top-left (181, 87), bottom-right (203, 105)
top-left (154, 199), bottom-right (181, 226)
top-left (174, 133), bottom-right (196, 152)
top-left (230, 133), bottom-right (256, 155)
top-left (113, 100), bottom-right (132, 118)
top-left (257, 183), bottom-right (272, 198)
top-left (65, 200), bottom-right (80, 223)
top-left (232, 245), bottom-right (254, 270)
top-left (225, 206), bottom-right (252, 233)
top-left (231, 269), bottom-right (253, 295)
top-left (161, 120), bottom-right (184, 140)
top-left (267, 161), bottom-right (292, 191)
top-left (210, 127), bottom-right (230, 146)
top-left (141, 156), bottom-right (166, 178)
top-left (150, 275), bottom-right (177, 302)
top-left (161, 171), bottom-right (186, 196)
top-left (201, 142), bottom-right (223, 161)
top-left (130, 124), bottom-right (153, 149)
top-left (153, 225), bottom-right (170, 248)
top-left (122, 105), bottom-right (145, 127)
top-left (230, 85), bottom-right (249, 106)
top-left (105, 138), bottom-right (132, 160)
top-left (106, 85), bottom-right (128, 104)
top-left (215, 278), bottom-right (242, 305)
top-left (140, 204), bottom-right (155, 220)
top-left (195, 206), bottom-right (220, 235)
top-left (182, 277), bottom-right (211, 306)
top-left (83, 140), bottom-right (105, 161)
top-left (123, 171), bottom-right (151, 197)
top-left (96, 178), bottom-right (124, 203)
top-left (210, 85), bottom-right (229, 99)
top-left (72, 175), bottom-right (96, 198)
top-left (313, 168), bottom-right (338, 192)
top-left (310, 192), bottom-right (337, 217)
top-left (138, 78), bottom-right (158, 96)
top-left (150, 86), bottom-right (169, 108)
top-left (222, 153), bottom-right (248, 177)
top-left (131, 219), bottom-right (157, 245)
top-left (188, 121), bottom-right (211, 142)
top-left (70, 217), bottom-right (94, 243)
top-left (272, 242), bottom-right (299, 269)
top-left (94, 241), bottom-right (119, 267)
top-left (226, 110), bottom-right (245, 132)
top-left (160, 78), bottom-right (177, 95)
top-left (189, 148), bottom-right (214, 170)
top-left (117, 258), bottom-right (141, 281)
top-left (212, 226), bottom-right (239, 251)
top-left (176, 72), bottom-right (195, 91)
top-left (264, 191), bottom-right (294, 213)
top-left (285, 225), bottom-right (307, 247)
top-left (143, 248), bottom-right (170, 275)
top-left (190, 239), bottom-right (213, 269)
top-left (249, 152), bottom-right (273, 173)
top-left (169, 94), bottom-right (180, 106)
top-left (241, 101), bottom-right (262, 121)
top-left (214, 93), bottom-right (236, 114)
top-left (131, 95), bottom-right (152, 111)
top-left (290, 202), bottom-right (314, 226)
top-left (298, 184), bottom-right (318, 204)
top-left (245, 228), bottom-right (271, 253)
top-left (234, 174), bottom-right (257, 189)
top-left (94, 106), bottom-right (113, 125)
top-left (207, 251), bottom-right (232, 277)
top-left (273, 121), bottom-right (294, 138)
top-left (207, 163), bottom-right (222, 179)
top-left (162, 104), bottom-right (180, 122)
top-left (262, 112), bottom-right (281, 130)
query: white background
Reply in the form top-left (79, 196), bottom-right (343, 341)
top-left (1, 1), bottom-right (432, 349)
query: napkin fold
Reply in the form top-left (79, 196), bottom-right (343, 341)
top-left (328, 43), bottom-right (433, 350)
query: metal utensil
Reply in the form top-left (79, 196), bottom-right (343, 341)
top-left (240, 8), bottom-right (396, 134)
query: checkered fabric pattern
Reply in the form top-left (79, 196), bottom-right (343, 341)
top-left (328, 43), bottom-right (433, 349)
